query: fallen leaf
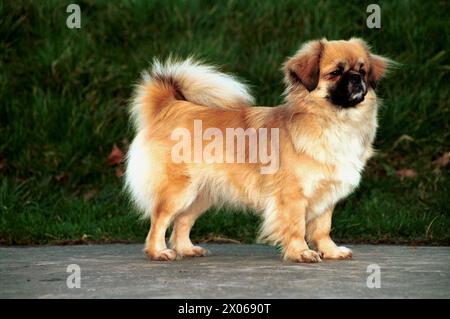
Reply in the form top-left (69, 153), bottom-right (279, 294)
top-left (396, 168), bottom-right (417, 179)
top-left (54, 173), bottom-right (68, 183)
top-left (83, 189), bottom-right (97, 202)
top-left (107, 144), bottom-right (123, 166)
top-left (115, 167), bottom-right (124, 178)
top-left (432, 151), bottom-right (450, 168)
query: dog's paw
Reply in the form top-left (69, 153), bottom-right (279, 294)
top-left (175, 245), bottom-right (209, 257)
top-left (286, 249), bottom-right (322, 263)
top-left (322, 246), bottom-right (353, 260)
top-left (145, 248), bottom-right (177, 261)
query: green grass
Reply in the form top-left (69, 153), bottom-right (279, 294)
top-left (0, 0), bottom-right (449, 245)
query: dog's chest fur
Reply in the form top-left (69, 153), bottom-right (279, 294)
top-left (293, 103), bottom-right (378, 220)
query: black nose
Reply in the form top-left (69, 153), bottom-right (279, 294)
top-left (349, 73), bottom-right (361, 84)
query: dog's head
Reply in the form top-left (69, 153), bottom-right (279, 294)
top-left (284, 38), bottom-right (391, 108)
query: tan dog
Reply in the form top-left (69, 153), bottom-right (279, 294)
top-left (125, 38), bottom-right (391, 263)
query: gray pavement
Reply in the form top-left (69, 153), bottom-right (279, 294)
top-left (0, 244), bottom-right (449, 298)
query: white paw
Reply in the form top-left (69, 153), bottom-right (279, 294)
top-left (322, 246), bottom-right (353, 260)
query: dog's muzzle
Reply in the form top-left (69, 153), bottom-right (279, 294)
top-left (347, 73), bottom-right (367, 105)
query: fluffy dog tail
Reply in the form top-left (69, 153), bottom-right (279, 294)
top-left (129, 57), bottom-right (254, 131)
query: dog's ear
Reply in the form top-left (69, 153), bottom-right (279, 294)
top-left (284, 40), bottom-right (324, 92)
top-left (350, 38), bottom-right (392, 89)
top-left (368, 54), bottom-right (391, 89)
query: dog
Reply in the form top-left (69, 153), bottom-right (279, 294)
top-left (125, 38), bottom-right (391, 263)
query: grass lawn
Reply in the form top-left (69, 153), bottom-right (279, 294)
top-left (0, 0), bottom-right (449, 245)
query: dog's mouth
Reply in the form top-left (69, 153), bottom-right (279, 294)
top-left (328, 81), bottom-right (368, 108)
top-left (346, 87), bottom-right (367, 106)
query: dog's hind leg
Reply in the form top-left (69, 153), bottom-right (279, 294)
top-left (144, 182), bottom-right (197, 261)
top-left (169, 194), bottom-right (211, 257)
top-left (145, 208), bottom-right (176, 261)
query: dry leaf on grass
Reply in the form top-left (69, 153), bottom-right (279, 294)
top-left (83, 189), bottom-right (98, 202)
top-left (115, 167), bottom-right (124, 178)
top-left (107, 144), bottom-right (123, 166)
top-left (396, 168), bottom-right (417, 179)
top-left (432, 151), bottom-right (450, 168)
top-left (54, 173), bottom-right (69, 183)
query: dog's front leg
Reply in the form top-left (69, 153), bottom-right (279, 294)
top-left (276, 198), bottom-right (322, 263)
top-left (306, 207), bottom-right (352, 260)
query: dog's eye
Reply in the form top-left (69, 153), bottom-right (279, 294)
top-left (329, 69), bottom-right (342, 77)
top-left (359, 69), bottom-right (366, 76)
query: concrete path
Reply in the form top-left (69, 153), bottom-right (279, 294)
top-left (0, 244), bottom-right (449, 298)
